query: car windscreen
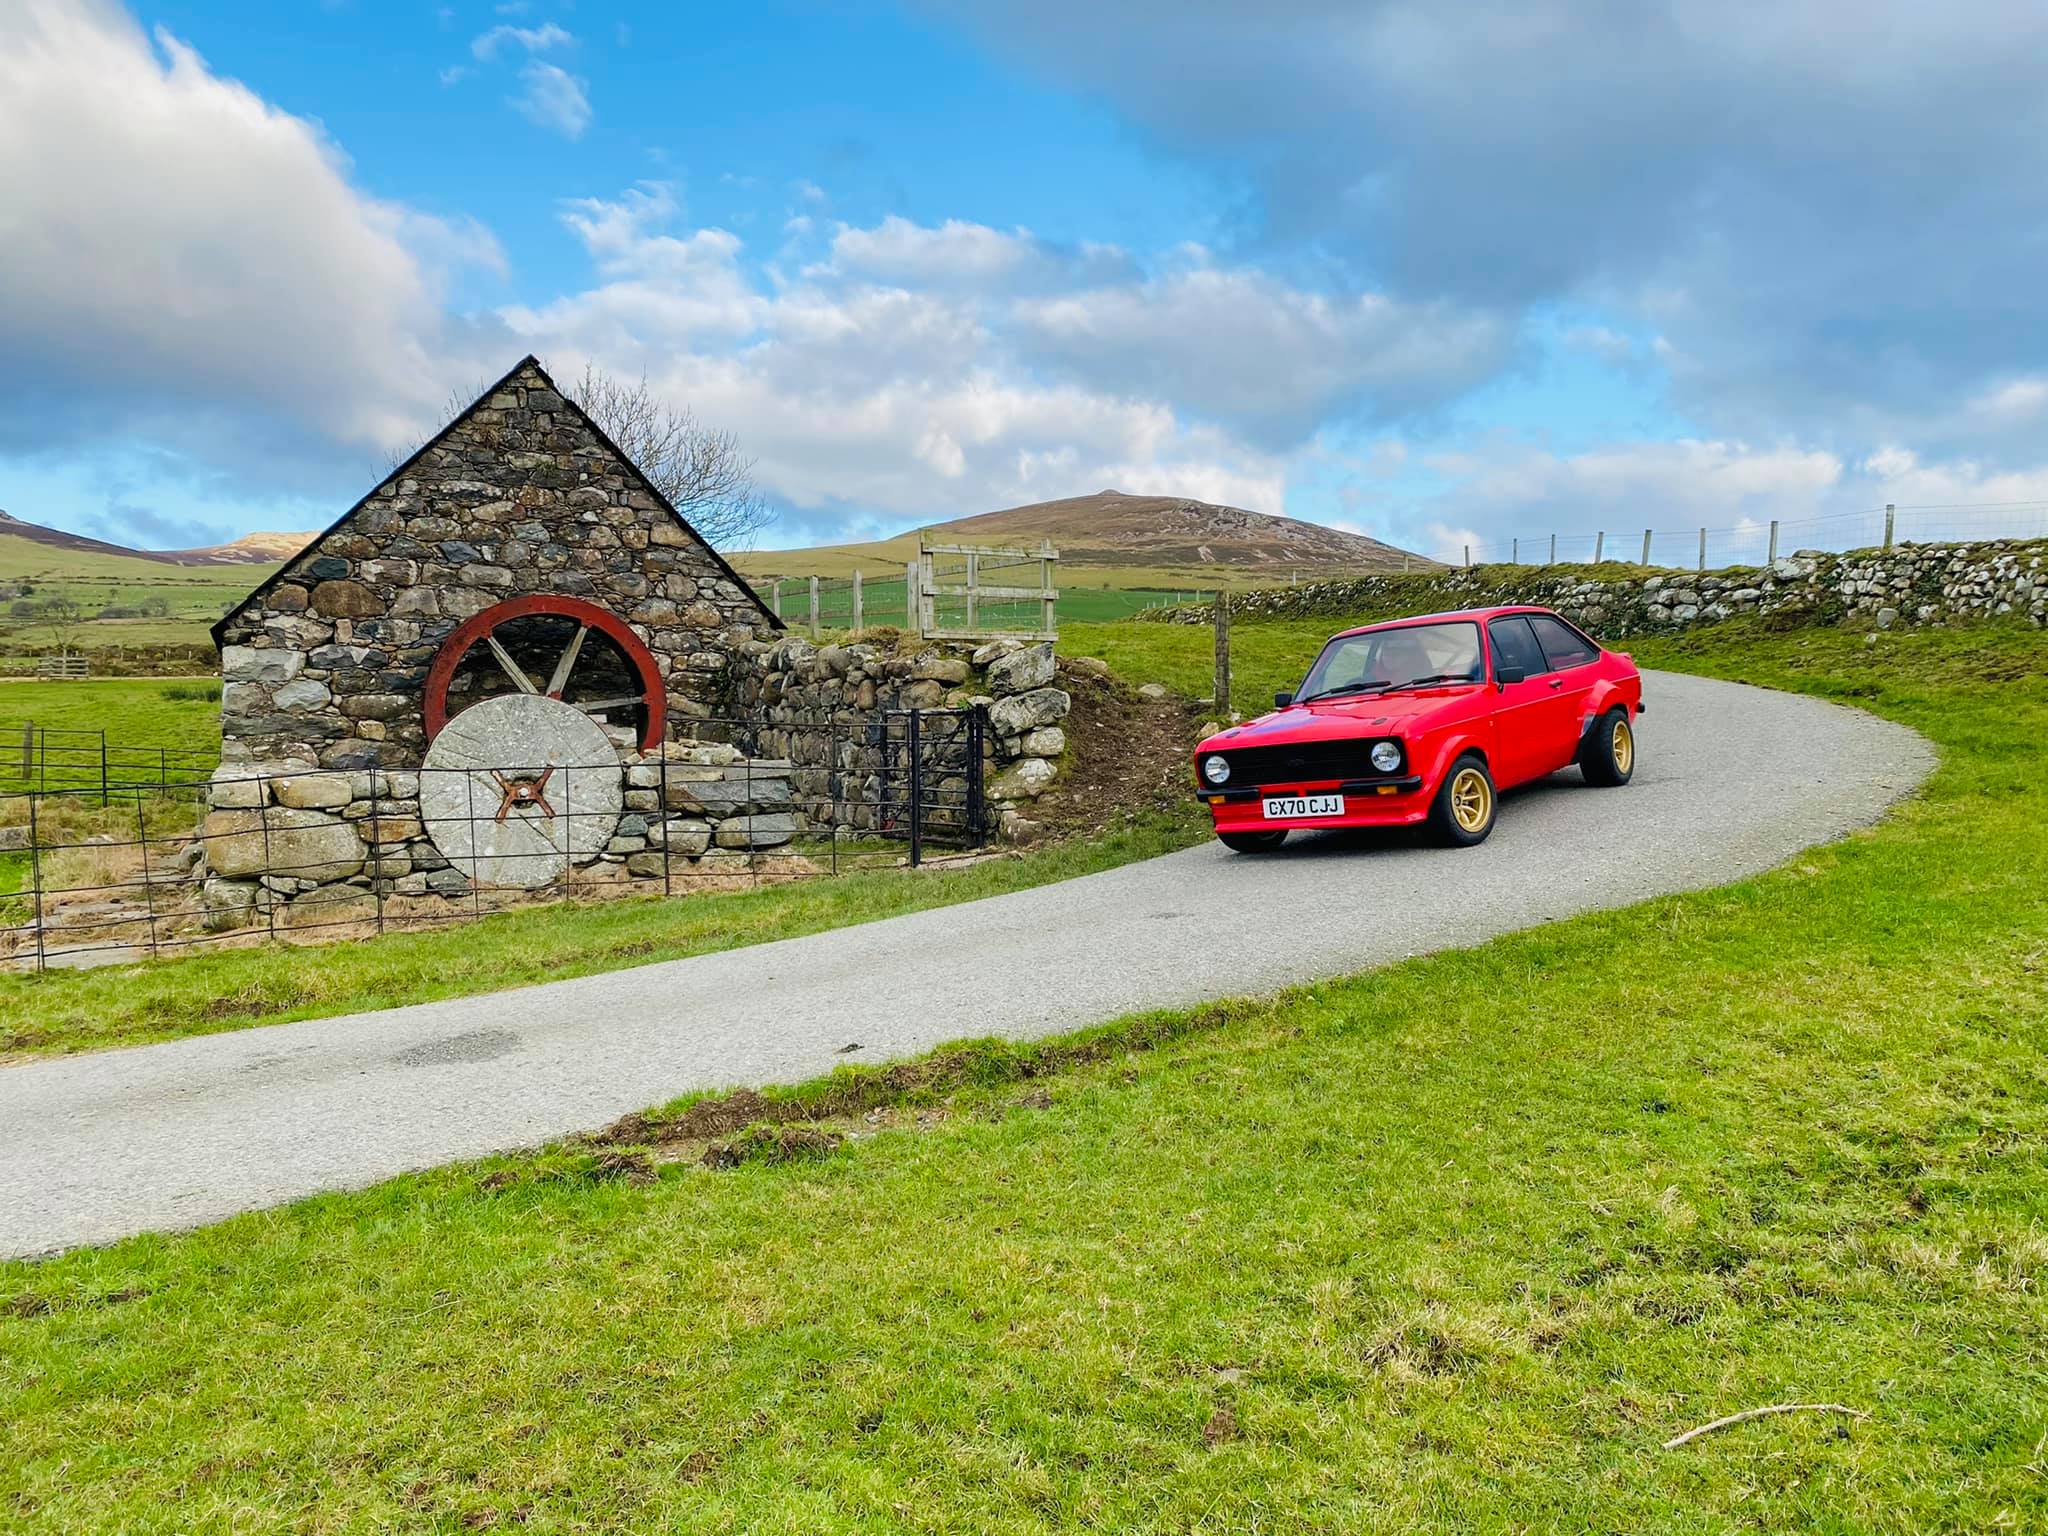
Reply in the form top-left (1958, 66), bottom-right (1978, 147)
top-left (1297, 621), bottom-right (1483, 700)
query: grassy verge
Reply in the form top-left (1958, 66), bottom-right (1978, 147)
top-left (2, 621), bottom-right (2043, 1530)
top-left (0, 810), bottom-right (1203, 1059)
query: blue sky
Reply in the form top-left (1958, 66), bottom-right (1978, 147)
top-left (5, 0), bottom-right (2048, 561)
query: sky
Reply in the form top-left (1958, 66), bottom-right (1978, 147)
top-left (4, 0), bottom-right (2048, 562)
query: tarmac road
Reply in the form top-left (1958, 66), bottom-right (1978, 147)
top-left (0, 671), bottom-right (1933, 1259)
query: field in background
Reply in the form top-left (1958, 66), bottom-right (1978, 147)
top-left (4, 621), bottom-right (2043, 1529)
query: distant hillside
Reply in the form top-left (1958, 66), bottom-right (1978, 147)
top-left (736, 489), bottom-right (1434, 587)
top-left (0, 511), bottom-right (311, 570)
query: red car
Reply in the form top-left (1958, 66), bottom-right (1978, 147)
top-left (1194, 606), bottom-right (1642, 851)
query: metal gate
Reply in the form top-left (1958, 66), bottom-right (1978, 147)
top-left (874, 706), bottom-right (988, 863)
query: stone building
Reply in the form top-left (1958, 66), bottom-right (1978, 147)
top-left (211, 355), bottom-right (782, 770)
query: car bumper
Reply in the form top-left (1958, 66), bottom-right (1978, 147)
top-left (1198, 777), bottom-right (1432, 831)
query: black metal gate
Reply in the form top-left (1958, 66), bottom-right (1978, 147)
top-left (875, 706), bottom-right (988, 863)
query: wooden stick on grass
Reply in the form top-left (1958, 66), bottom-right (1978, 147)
top-left (1663, 1403), bottom-right (1870, 1450)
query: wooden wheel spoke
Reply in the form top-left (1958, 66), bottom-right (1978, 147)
top-left (570, 695), bottom-right (644, 714)
top-left (544, 626), bottom-right (589, 699)
top-left (483, 632), bottom-right (539, 694)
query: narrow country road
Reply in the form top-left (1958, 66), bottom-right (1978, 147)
top-left (0, 672), bottom-right (1933, 1260)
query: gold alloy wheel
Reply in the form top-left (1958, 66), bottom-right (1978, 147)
top-left (1450, 766), bottom-right (1493, 833)
top-left (1613, 717), bottom-right (1634, 775)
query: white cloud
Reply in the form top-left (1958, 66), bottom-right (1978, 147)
top-left (471, 21), bottom-right (570, 60)
top-left (826, 216), bottom-right (1131, 291)
top-left (0, 0), bottom-right (502, 462)
top-left (513, 61), bottom-right (590, 139)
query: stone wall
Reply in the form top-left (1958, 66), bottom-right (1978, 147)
top-left (1147, 539), bottom-right (2048, 636)
top-left (215, 358), bottom-right (774, 770)
top-left (732, 634), bottom-right (1071, 839)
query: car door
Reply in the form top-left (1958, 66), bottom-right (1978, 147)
top-left (1485, 615), bottom-right (1559, 786)
top-left (1526, 614), bottom-right (1603, 767)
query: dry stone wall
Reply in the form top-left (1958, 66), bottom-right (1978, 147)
top-left (1149, 540), bottom-right (2048, 636)
top-left (214, 359), bottom-right (773, 770)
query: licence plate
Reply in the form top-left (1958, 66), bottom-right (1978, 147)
top-left (1262, 793), bottom-right (1345, 820)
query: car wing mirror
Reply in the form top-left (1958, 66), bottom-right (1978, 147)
top-left (1494, 664), bottom-right (1527, 686)
top-left (1274, 690), bottom-right (1294, 708)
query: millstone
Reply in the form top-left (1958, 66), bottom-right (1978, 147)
top-left (420, 694), bottom-right (623, 888)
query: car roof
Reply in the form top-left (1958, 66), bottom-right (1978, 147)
top-left (1332, 604), bottom-right (1555, 639)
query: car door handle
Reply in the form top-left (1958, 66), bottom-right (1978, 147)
top-left (1547, 678), bottom-right (1563, 689)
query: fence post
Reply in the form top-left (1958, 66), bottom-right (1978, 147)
top-left (771, 579), bottom-right (782, 620)
top-left (1884, 503), bottom-right (1896, 549)
top-left (1512, 537), bottom-right (1519, 565)
top-left (1213, 590), bottom-right (1232, 719)
top-left (851, 570), bottom-right (863, 635)
top-left (99, 730), bottom-right (109, 806)
top-left (906, 708), bottom-right (923, 869)
top-left (809, 576), bottom-right (820, 639)
top-left (1040, 541), bottom-right (1057, 640)
top-left (17, 721), bottom-right (29, 786)
top-left (1593, 531), bottom-right (1605, 564)
top-left (1768, 520), bottom-right (1779, 565)
top-left (27, 790), bottom-right (46, 974)
top-left (1698, 527), bottom-right (1707, 572)
top-left (1464, 544), bottom-right (1471, 569)
top-left (964, 551), bottom-right (978, 631)
top-left (1549, 533), bottom-right (1557, 565)
top-left (1642, 529), bottom-right (1653, 566)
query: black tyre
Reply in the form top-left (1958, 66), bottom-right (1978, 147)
top-left (1429, 754), bottom-right (1497, 847)
top-left (1580, 707), bottom-right (1636, 787)
top-left (1219, 829), bottom-right (1288, 854)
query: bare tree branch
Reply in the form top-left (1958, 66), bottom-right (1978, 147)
top-left (568, 364), bottom-right (775, 552)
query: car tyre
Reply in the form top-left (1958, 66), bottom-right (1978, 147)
top-left (1218, 829), bottom-right (1288, 854)
top-left (1430, 754), bottom-right (1497, 847)
top-left (1580, 707), bottom-right (1635, 787)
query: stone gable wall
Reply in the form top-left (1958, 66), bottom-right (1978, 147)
top-left (1145, 540), bottom-right (2048, 636)
top-left (215, 361), bottom-right (772, 770)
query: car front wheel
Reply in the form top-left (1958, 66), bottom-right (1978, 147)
top-left (1429, 754), bottom-right (1497, 847)
top-left (1218, 829), bottom-right (1288, 854)
top-left (1580, 707), bottom-right (1636, 787)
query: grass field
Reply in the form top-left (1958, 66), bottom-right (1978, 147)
top-left (2, 620), bottom-right (2044, 1530)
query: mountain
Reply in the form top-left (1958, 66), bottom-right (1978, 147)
top-left (0, 510), bottom-right (312, 568)
top-left (736, 489), bottom-right (1434, 585)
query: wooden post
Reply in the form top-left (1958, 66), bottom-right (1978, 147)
top-left (1213, 590), bottom-right (1232, 720)
top-left (851, 570), bottom-right (863, 634)
top-left (17, 721), bottom-right (29, 784)
top-left (1768, 520), bottom-right (1779, 565)
top-left (808, 576), bottom-right (820, 639)
top-left (1549, 533), bottom-right (1557, 565)
top-left (1464, 544), bottom-right (1471, 568)
top-left (770, 579), bottom-right (782, 620)
top-left (1698, 527), bottom-right (1707, 572)
top-left (1512, 537), bottom-right (1519, 565)
top-left (1593, 530), bottom-right (1605, 563)
top-left (965, 551), bottom-right (978, 631)
top-left (1040, 541), bottom-right (1056, 640)
top-left (1401, 552), bottom-right (1409, 573)
top-left (1884, 503), bottom-right (1896, 549)
top-left (1642, 529), bottom-right (1653, 566)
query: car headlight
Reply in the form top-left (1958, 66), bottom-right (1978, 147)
top-left (1201, 754), bottom-right (1231, 785)
top-left (1369, 740), bottom-right (1402, 773)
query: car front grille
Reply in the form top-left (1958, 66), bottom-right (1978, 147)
top-left (1212, 738), bottom-right (1393, 788)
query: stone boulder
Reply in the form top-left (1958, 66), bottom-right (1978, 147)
top-left (714, 812), bottom-right (802, 849)
top-left (989, 686), bottom-right (1070, 737)
top-left (203, 807), bottom-right (366, 883)
top-left (988, 757), bottom-right (1057, 800)
top-left (988, 642), bottom-right (1055, 697)
top-left (271, 771), bottom-right (353, 810)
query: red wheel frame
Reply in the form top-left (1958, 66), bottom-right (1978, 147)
top-left (424, 594), bottom-right (667, 752)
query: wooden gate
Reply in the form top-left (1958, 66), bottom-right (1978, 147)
top-left (908, 540), bottom-right (1057, 642)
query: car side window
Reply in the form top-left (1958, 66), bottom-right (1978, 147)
top-left (1488, 616), bottom-right (1547, 679)
top-left (1528, 614), bottom-right (1600, 671)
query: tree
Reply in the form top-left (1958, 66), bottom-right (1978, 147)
top-left (567, 364), bottom-right (774, 551)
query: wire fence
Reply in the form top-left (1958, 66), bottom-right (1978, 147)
top-left (1445, 502), bottom-right (2048, 571)
top-left (0, 708), bottom-right (988, 974)
top-left (2, 721), bottom-right (217, 798)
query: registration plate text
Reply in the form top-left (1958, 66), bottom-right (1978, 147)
top-left (1262, 793), bottom-right (1345, 820)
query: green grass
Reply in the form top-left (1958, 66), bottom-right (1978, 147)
top-left (0, 677), bottom-right (224, 755)
top-left (0, 812), bottom-right (1204, 1058)
top-left (3, 620), bottom-right (2045, 1530)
